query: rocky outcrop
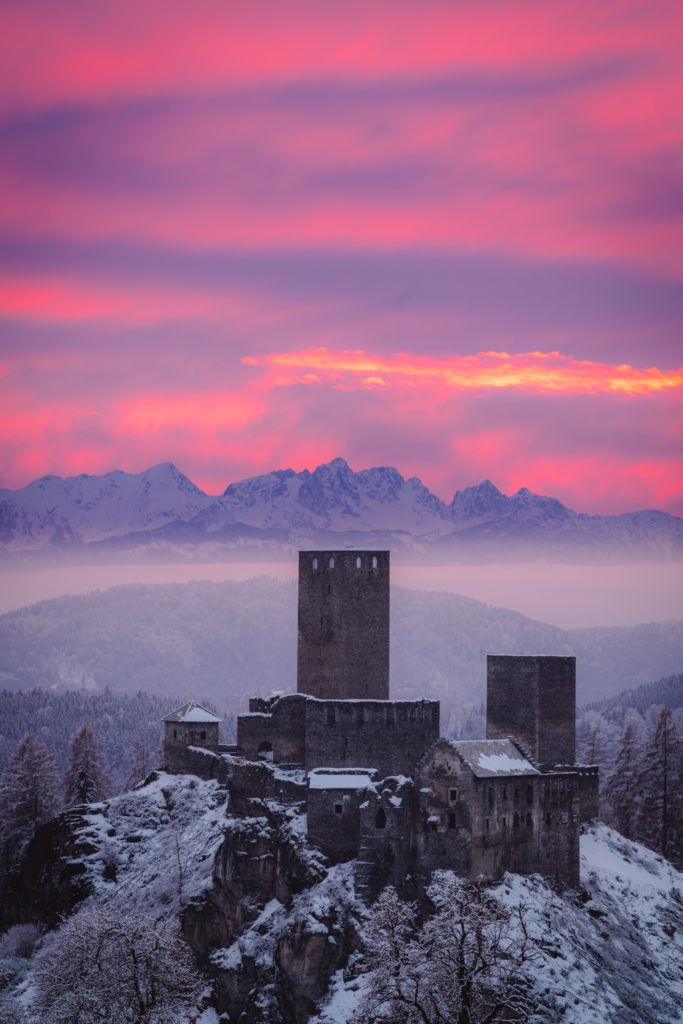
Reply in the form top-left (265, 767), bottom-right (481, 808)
top-left (0, 806), bottom-right (101, 930)
top-left (182, 806), bottom-right (325, 957)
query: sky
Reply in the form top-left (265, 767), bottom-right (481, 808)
top-left (0, 0), bottom-right (682, 513)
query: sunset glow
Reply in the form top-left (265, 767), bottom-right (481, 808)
top-left (0, 1), bottom-right (681, 513)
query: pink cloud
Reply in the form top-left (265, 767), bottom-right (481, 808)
top-left (244, 347), bottom-right (683, 396)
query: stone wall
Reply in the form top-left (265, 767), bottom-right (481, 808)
top-left (575, 765), bottom-right (600, 823)
top-left (307, 785), bottom-right (368, 864)
top-left (164, 720), bottom-right (219, 773)
top-left (486, 655), bottom-right (576, 767)
top-left (537, 772), bottom-right (581, 888)
top-left (297, 549), bottom-right (390, 700)
top-left (355, 778), bottom-right (416, 902)
top-left (303, 698), bottom-right (440, 778)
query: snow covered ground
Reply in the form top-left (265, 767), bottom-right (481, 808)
top-left (2, 775), bottom-right (681, 1023)
top-left (311, 823), bottom-right (683, 1024)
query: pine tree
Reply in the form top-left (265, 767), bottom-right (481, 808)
top-left (637, 707), bottom-right (683, 864)
top-left (64, 724), bottom-right (111, 807)
top-left (604, 723), bottom-right (641, 839)
top-left (124, 736), bottom-right (150, 791)
top-left (0, 733), bottom-right (61, 874)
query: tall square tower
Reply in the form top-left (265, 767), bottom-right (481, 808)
top-left (297, 549), bottom-right (390, 699)
top-left (486, 655), bottom-right (576, 767)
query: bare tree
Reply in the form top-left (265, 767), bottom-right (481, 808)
top-left (34, 905), bottom-right (201, 1023)
top-left (638, 707), bottom-right (683, 864)
top-left (0, 733), bottom-right (61, 875)
top-left (604, 723), bottom-right (642, 839)
top-left (64, 724), bottom-right (111, 806)
top-left (125, 736), bottom-right (151, 791)
top-left (354, 874), bottom-right (541, 1024)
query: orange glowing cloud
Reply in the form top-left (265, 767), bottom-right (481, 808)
top-left (243, 348), bottom-right (683, 397)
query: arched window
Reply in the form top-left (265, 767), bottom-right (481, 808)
top-left (329, 556), bottom-right (335, 569)
top-left (312, 557), bottom-right (318, 570)
top-left (356, 556), bottom-right (362, 569)
top-left (371, 555), bottom-right (378, 569)
top-left (375, 807), bottom-right (386, 829)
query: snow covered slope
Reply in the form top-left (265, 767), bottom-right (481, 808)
top-left (314, 823), bottom-right (683, 1024)
top-left (3, 772), bottom-right (681, 1024)
top-left (2, 457), bottom-right (682, 560)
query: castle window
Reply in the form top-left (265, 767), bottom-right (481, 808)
top-left (200, 730), bottom-right (206, 741)
top-left (375, 808), bottom-right (386, 829)
top-left (485, 817), bottom-right (490, 830)
top-left (449, 787), bottom-right (458, 803)
top-left (187, 731), bottom-right (194, 745)
top-left (514, 787), bottom-right (519, 802)
top-left (488, 787), bottom-right (494, 808)
top-left (448, 812), bottom-right (456, 830)
top-left (501, 817), bottom-right (507, 830)
top-left (526, 785), bottom-right (533, 805)
top-left (372, 555), bottom-right (378, 569)
top-left (356, 556), bottom-right (362, 568)
top-left (173, 729), bottom-right (177, 739)
top-left (526, 813), bottom-right (533, 827)
top-left (312, 557), bottom-right (318, 570)
top-left (502, 786), bottom-right (507, 801)
top-left (334, 803), bottom-right (343, 815)
top-left (329, 556), bottom-right (335, 569)
top-left (513, 813), bottom-right (519, 829)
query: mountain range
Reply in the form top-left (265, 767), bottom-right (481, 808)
top-left (1, 457), bottom-right (681, 562)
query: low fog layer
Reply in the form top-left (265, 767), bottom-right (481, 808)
top-left (1, 579), bottom-right (681, 731)
top-left (3, 560), bottom-right (682, 628)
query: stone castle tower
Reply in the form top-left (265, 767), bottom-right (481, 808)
top-left (297, 549), bottom-right (390, 699)
top-left (486, 654), bottom-right (576, 768)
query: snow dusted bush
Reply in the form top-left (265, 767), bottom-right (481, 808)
top-left (33, 905), bottom-right (201, 1023)
top-left (353, 873), bottom-right (540, 1024)
top-left (0, 923), bottom-right (42, 960)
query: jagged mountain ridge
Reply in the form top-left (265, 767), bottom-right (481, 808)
top-left (1, 456), bottom-right (681, 560)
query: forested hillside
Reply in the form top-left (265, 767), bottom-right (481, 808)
top-left (0, 688), bottom-right (232, 791)
top-left (1, 580), bottom-right (681, 731)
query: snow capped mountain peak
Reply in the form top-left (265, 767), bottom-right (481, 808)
top-left (1, 457), bottom-right (681, 559)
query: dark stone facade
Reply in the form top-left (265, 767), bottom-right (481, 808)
top-left (486, 655), bottom-right (576, 767)
top-left (163, 720), bottom-right (220, 773)
top-left (236, 694), bottom-right (440, 779)
top-left (163, 548), bottom-right (598, 901)
top-left (297, 549), bottom-right (389, 699)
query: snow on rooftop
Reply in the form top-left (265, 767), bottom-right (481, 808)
top-left (450, 738), bottom-right (539, 777)
top-left (476, 752), bottom-right (537, 775)
top-left (163, 700), bottom-right (221, 723)
top-left (308, 771), bottom-right (374, 791)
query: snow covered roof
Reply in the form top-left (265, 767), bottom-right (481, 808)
top-left (450, 739), bottom-right (538, 777)
top-left (308, 769), bottom-right (374, 791)
top-left (163, 701), bottom-right (222, 724)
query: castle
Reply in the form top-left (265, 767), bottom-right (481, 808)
top-left (163, 549), bottom-right (598, 896)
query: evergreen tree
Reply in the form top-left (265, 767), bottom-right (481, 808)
top-left (637, 707), bottom-right (683, 865)
top-left (64, 724), bottom-right (111, 806)
top-left (0, 733), bottom-right (61, 874)
top-left (604, 723), bottom-right (641, 839)
top-left (124, 736), bottom-right (150, 791)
